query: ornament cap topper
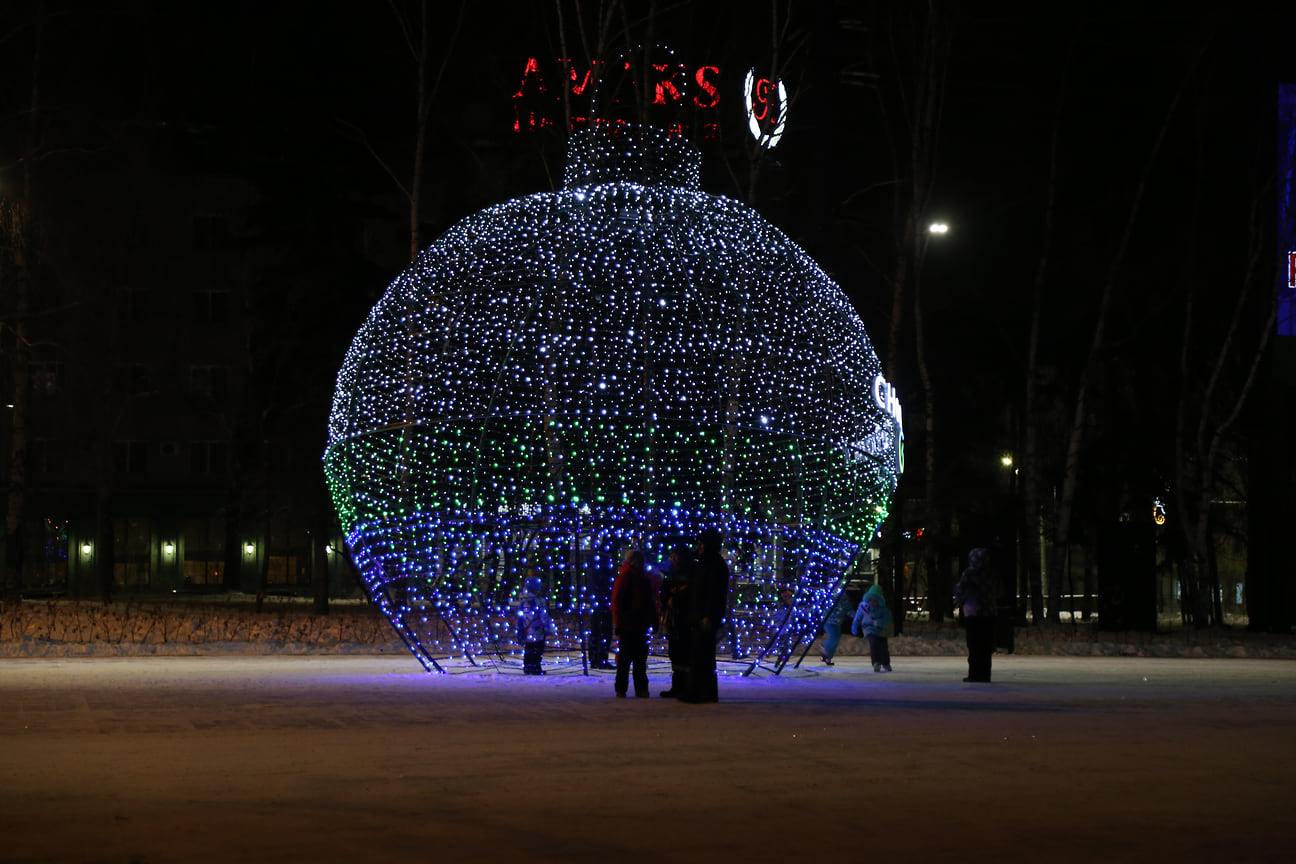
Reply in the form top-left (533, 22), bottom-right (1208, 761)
top-left (563, 125), bottom-right (700, 190)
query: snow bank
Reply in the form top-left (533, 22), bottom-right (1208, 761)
top-left (0, 598), bottom-right (405, 657)
top-left (811, 623), bottom-right (1296, 660)
top-left (2, 598), bottom-right (1293, 660)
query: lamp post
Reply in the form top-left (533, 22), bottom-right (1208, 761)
top-left (907, 218), bottom-right (948, 624)
top-left (1000, 452), bottom-right (1021, 618)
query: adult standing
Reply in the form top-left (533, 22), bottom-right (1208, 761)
top-left (586, 559), bottom-right (616, 670)
top-left (953, 547), bottom-right (999, 682)
top-left (611, 548), bottom-right (656, 698)
top-left (681, 528), bottom-right (729, 703)
top-left (657, 545), bottom-right (691, 698)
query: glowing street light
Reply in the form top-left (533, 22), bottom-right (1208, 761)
top-left (920, 220), bottom-right (949, 263)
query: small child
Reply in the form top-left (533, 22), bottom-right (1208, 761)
top-left (851, 583), bottom-right (893, 672)
top-left (819, 591), bottom-right (856, 666)
top-left (517, 575), bottom-right (556, 675)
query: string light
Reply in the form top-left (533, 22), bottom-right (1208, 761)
top-left (325, 125), bottom-right (900, 675)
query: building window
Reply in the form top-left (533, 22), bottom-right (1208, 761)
top-left (188, 366), bottom-right (229, 401)
top-left (193, 214), bottom-right (231, 251)
top-left (267, 555), bottom-right (306, 585)
top-left (113, 441), bottom-right (148, 474)
top-left (190, 441), bottom-right (228, 474)
top-left (33, 517), bottom-right (69, 593)
top-left (123, 288), bottom-right (150, 324)
top-left (181, 517), bottom-right (224, 586)
top-left (117, 363), bottom-right (151, 395)
top-left (113, 516), bottom-right (152, 587)
top-left (267, 518), bottom-right (311, 586)
top-left (193, 288), bottom-right (230, 323)
top-left (28, 439), bottom-right (67, 474)
top-left (29, 361), bottom-right (62, 396)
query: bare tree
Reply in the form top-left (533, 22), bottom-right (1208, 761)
top-left (0, 1), bottom-right (44, 608)
top-left (1044, 52), bottom-right (1200, 624)
top-left (341, 0), bottom-right (467, 262)
top-left (0, 199), bottom-right (32, 607)
top-left (1018, 59), bottom-right (1069, 625)
top-left (1173, 181), bottom-right (1276, 627)
top-left (844, 3), bottom-right (948, 631)
top-left (905, 2), bottom-right (950, 625)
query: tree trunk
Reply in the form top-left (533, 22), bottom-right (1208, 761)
top-left (409, 0), bottom-right (427, 261)
top-left (3, 204), bottom-right (29, 607)
top-left (908, 3), bottom-right (947, 630)
top-left (3, 6), bottom-right (43, 608)
top-left (313, 504), bottom-right (330, 616)
top-left (1173, 174), bottom-right (1274, 627)
top-left (95, 447), bottom-right (114, 605)
top-left (255, 445), bottom-right (272, 612)
top-left (1047, 60), bottom-right (1192, 623)
top-left (1019, 63), bottom-right (1067, 626)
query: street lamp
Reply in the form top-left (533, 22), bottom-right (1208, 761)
top-left (921, 221), bottom-right (949, 262)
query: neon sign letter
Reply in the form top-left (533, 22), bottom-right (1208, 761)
top-left (652, 63), bottom-right (685, 104)
top-left (694, 66), bottom-right (720, 108)
top-left (872, 375), bottom-right (904, 473)
top-left (743, 68), bottom-right (788, 148)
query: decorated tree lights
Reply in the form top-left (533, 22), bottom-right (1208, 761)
top-left (325, 123), bottom-right (901, 675)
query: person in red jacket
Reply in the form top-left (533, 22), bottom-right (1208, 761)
top-left (611, 548), bottom-right (657, 698)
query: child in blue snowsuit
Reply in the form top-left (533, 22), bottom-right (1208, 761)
top-left (852, 583), bottom-right (893, 672)
top-left (820, 592), bottom-right (855, 665)
top-left (517, 575), bottom-right (556, 675)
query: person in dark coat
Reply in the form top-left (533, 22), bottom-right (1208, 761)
top-left (953, 547), bottom-right (999, 682)
top-left (586, 560), bottom-right (616, 670)
top-left (611, 548), bottom-right (656, 698)
top-left (681, 528), bottom-right (729, 703)
top-left (657, 545), bottom-right (691, 698)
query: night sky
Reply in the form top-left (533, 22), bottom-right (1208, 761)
top-left (2, 0), bottom-right (1294, 538)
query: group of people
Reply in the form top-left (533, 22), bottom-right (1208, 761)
top-left (818, 582), bottom-right (894, 673)
top-left (514, 528), bottom-right (729, 700)
top-left (518, 535), bottom-right (1003, 690)
top-left (818, 545), bottom-right (1003, 683)
top-left (612, 527), bottom-right (729, 702)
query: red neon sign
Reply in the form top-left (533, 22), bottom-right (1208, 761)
top-left (1289, 251), bottom-right (1296, 289)
top-left (750, 77), bottom-right (772, 121)
top-left (512, 58), bottom-right (720, 137)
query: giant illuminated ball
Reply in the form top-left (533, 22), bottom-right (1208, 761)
top-left (325, 125), bottom-right (901, 674)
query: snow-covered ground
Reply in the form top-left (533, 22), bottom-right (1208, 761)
top-left (1, 653), bottom-right (1292, 863)
top-left (5, 596), bottom-right (1294, 660)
